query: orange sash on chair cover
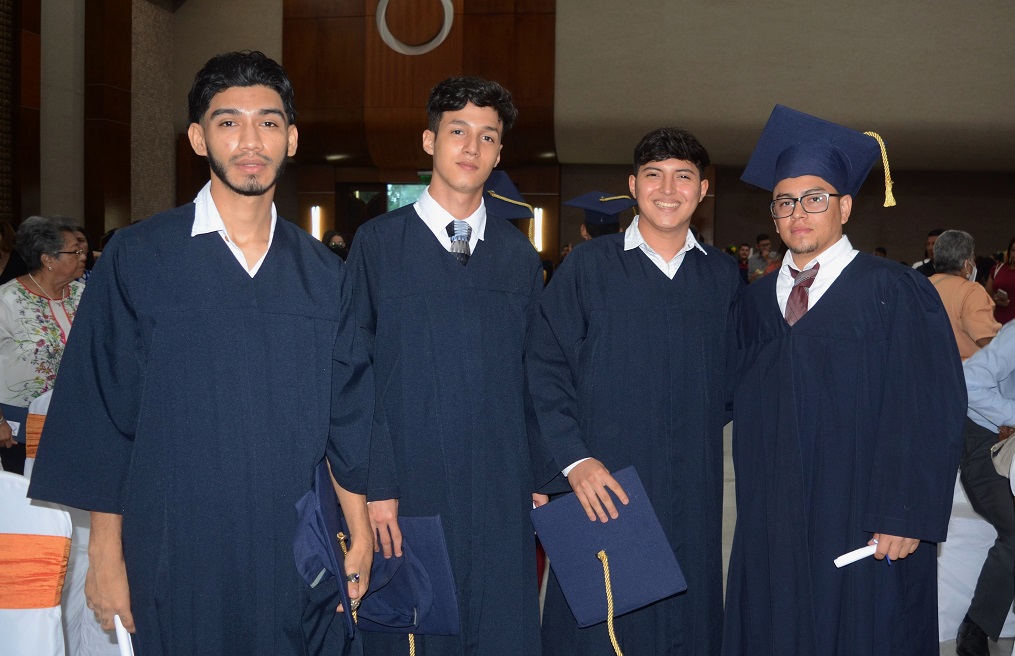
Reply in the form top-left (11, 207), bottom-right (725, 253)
top-left (25, 412), bottom-right (45, 459)
top-left (0, 533), bottom-right (70, 608)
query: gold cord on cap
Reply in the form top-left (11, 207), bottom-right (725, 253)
top-left (486, 190), bottom-right (533, 211)
top-left (863, 131), bottom-right (896, 208)
top-left (597, 195), bottom-right (633, 202)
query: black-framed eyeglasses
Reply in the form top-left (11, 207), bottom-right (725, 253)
top-left (770, 193), bottom-right (843, 219)
top-left (56, 249), bottom-right (86, 257)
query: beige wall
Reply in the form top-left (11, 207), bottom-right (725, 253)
top-left (171, 0), bottom-right (283, 134)
top-left (39, 0), bottom-right (85, 221)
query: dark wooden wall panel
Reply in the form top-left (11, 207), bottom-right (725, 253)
top-left (84, 0), bottom-right (131, 236)
top-left (17, 0), bottom-right (42, 220)
top-left (283, 0), bottom-right (558, 239)
top-left (283, 0), bottom-right (364, 19)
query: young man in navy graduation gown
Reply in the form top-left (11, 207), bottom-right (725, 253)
top-left (723, 107), bottom-right (966, 656)
top-left (345, 77), bottom-right (544, 655)
top-left (528, 128), bottom-right (743, 655)
top-left (28, 52), bottom-right (374, 655)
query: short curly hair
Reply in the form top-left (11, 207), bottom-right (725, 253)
top-left (188, 51), bottom-right (296, 125)
top-left (16, 215), bottom-right (81, 272)
top-left (633, 128), bottom-right (710, 178)
top-left (426, 77), bottom-right (517, 134)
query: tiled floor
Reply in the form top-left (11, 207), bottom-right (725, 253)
top-left (720, 422), bottom-right (1014, 656)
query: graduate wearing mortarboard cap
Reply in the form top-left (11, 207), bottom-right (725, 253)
top-left (723, 106), bottom-right (966, 656)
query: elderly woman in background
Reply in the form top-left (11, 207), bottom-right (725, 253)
top-left (929, 229), bottom-right (1000, 360)
top-left (0, 215), bottom-right (85, 474)
top-left (987, 237), bottom-right (1015, 325)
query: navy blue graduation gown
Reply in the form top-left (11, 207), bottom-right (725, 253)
top-left (346, 205), bottom-right (544, 656)
top-left (28, 205), bottom-right (372, 656)
top-left (723, 254), bottom-right (966, 656)
top-left (527, 235), bottom-right (742, 655)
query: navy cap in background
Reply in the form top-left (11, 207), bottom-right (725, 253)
top-left (563, 191), bottom-right (638, 226)
top-left (484, 171), bottom-right (534, 220)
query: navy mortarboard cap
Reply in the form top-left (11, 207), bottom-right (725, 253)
top-left (483, 171), bottom-right (533, 220)
top-left (741, 105), bottom-right (896, 206)
top-left (530, 466), bottom-right (687, 632)
top-left (563, 191), bottom-right (638, 226)
top-left (293, 459), bottom-right (357, 639)
top-left (357, 516), bottom-right (461, 636)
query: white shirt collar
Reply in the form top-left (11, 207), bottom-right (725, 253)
top-left (414, 187), bottom-right (486, 253)
top-left (778, 233), bottom-right (853, 276)
top-left (623, 216), bottom-right (706, 256)
top-left (191, 181), bottom-right (277, 277)
top-left (622, 216), bottom-right (706, 279)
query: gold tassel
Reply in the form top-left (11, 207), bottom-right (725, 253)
top-left (486, 190), bottom-right (533, 212)
top-left (597, 195), bottom-right (633, 202)
top-left (863, 131), bottom-right (896, 208)
top-left (597, 550), bottom-right (624, 656)
top-left (337, 532), bottom-right (358, 624)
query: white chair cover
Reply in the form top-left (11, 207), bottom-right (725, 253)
top-left (0, 470), bottom-right (72, 656)
top-left (21, 389), bottom-right (52, 480)
top-left (23, 389), bottom-right (121, 655)
top-left (938, 470), bottom-right (1015, 641)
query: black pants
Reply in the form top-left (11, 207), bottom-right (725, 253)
top-left (960, 418), bottom-right (1015, 638)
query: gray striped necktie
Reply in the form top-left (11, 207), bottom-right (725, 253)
top-left (446, 220), bottom-right (471, 266)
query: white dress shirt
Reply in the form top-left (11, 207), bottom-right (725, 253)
top-left (963, 321), bottom-right (1015, 432)
top-left (623, 216), bottom-right (706, 279)
top-left (775, 235), bottom-right (858, 316)
top-left (191, 181), bottom-right (277, 278)
top-left (414, 188), bottom-right (486, 254)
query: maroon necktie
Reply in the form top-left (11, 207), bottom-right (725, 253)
top-left (785, 263), bottom-right (820, 326)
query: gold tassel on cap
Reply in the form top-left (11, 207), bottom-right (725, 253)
top-left (863, 131), bottom-right (896, 208)
top-left (598, 195), bottom-right (633, 202)
top-left (486, 190), bottom-right (533, 212)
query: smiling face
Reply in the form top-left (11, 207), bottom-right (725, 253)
top-left (187, 85), bottom-right (298, 198)
top-left (772, 174), bottom-right (851, 268)
top-left (628, 158), bottom-right (707, 241)
top-left (423, 102), bottom-right (502, 205)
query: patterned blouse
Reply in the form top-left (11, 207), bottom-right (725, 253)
top-left (0, 277), bottom-right (84, 407)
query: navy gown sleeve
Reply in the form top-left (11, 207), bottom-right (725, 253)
top-left (28, 232), bottom-right (143, 512)
top-left (525, 254), bottom-right (594, 483)
top-left (345, 228), bottom-right (400, 502)
top-left (863, 271), bottom-right (966, 542)
top-left (327, 262), bottom-right (373, 494)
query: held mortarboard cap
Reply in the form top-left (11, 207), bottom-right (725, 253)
top-left (484, 171), bottom-right (533, 220)
top-left (563, 191), bottom-right (638, 226)
top-left (293, 459), bottom-right (358, 639)
top-left (357, 516), bottom-right (461, 636)
top-left (530, 466), bottom-right (687, 633)
top-left (740, 105), bottom-right (896, 206)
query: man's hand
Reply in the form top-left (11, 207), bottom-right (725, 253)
top-left (368, 499), bottom-right (402, 558)
top-left (869, 533), bottom-right (920, 561)
top-left (86, 512), bottom-right (134, 632)
top-left (0, 421), bottom-right (14, 448)
top-left (566, 459), bottom-right (628, 522)
top-left (338, 536), bottom-right (373, 614)
top-left (532, 493), bottom-right (549, 508)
